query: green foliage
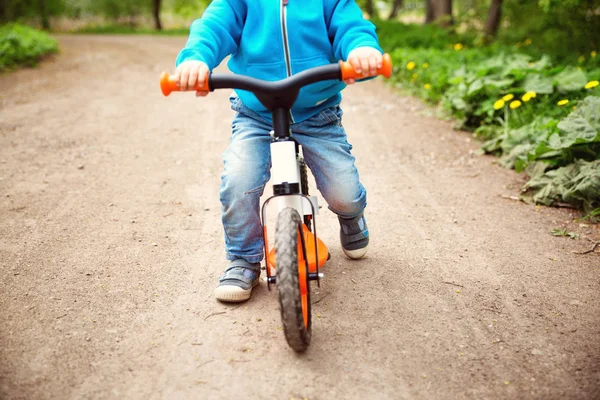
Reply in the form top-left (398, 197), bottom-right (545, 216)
top-left (577, 207), bottom-right (600, 222)
top-left (551, 228), bottom-right (580, 239)
top-left (1, 0), bottom-right (209, 30)
top-left (1, 0), bottom-right (65, 23)
top-left (375, 20), bottom-right (477, 50)
top-left (531, 97), bottom-right (600, 163)
top-left (170, 0), bottom-right (209, 19)
top-left (62, 0), bottom-right (151, 23)
top-left (499, 0), bottom-right (600, 61)
top-left (384, 20), bottom-right (600, 213)
top-left (0, 23), bottom-right (58, 71)
top-left (523, 159), bottom-right (600, 212)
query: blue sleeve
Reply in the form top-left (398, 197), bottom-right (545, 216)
top-left (325, 0), bottom-right (382, 61)
top-left (175, 0), bottom-right (246, 70)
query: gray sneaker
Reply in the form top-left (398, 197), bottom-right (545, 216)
top-left (339, 213), bottom-right (369, 259)
top-left (214, 259), bottom-right (261, 302)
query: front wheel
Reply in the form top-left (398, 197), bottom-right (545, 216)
top-left (275, 207), bottom-right (311, 352)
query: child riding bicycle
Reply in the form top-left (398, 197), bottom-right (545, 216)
top-left (174, 0), bottom-right (383, 302)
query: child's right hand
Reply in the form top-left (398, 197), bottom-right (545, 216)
top-left (174, 60), bottom-right (210, 97)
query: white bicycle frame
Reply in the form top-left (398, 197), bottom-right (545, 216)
top-left (269, 135), bottom-right (319, 218)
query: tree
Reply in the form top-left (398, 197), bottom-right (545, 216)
top-left (364, 0), bottom-right (375, 18)
top-left (483, 0), bottom-right (503, 37)
top-left (425, 0), bottom-right (454, 26)
top-left (38, 0), bottom-right (50, 30)
top-left (152, 0), bottom-right (162, 30)
top-left (0, 0), bottom-right (7, 22)
top-left (425, 0), bottom-right (435, 24)
top-left (388, 0), bottom-right (403, 20)
top-left (433, 0), bottom-right (453, 27)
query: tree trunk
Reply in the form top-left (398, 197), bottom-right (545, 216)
top-left (425, 0), bottom-right (435, 24)
top-left (38, 0), bottom-right (50, 30)
top-left (364, 0), bottom-right (376, 18)
top-left (483, 0), bottom-right (503, 38)
top-left (388, 0), bottom-right (403, 20)
top-left (153, 0), bottom-right (163, 30)
top-left (0, 0), bottom-right (6, 23)
top-left (434, 0), bottom-right (453, 27)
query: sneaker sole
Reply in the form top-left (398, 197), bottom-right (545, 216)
top-left (214, 281), bottom-right (258, 303)
top-left (342, 245), bottom-right (368, 260)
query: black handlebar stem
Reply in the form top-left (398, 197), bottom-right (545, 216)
top-left (207, 63), bottom-right (342, 139)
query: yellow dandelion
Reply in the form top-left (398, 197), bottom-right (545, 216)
top-left (524, 38), bottom-right (532, 46)
top-left (592, 51), bottom-right (597, 58)
top-left (502, 94), bottom-right (514, 101)
top-left (578, 55), bottom-right (585, 63)
top-left (406, 61), bottom-right (416, 71)
top-left (422, 62), bottom-right (429, 69)
top-left (522, 91), bottom-right (536, 102)
top-left (585, 80), bottom-right (599, 89)
top-left (557, 99), bottom-right (569, 106)
top-left (510, 100), bottom-right (522, 109)
top-left (453, 43), bottom-right (464, 51)
top-left (494, 99), bottom-right (505, 110)
top-left (424, 83), bottom-right (432, 90)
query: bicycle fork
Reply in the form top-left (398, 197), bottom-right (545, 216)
top-left (261, 131), bottom-right (326, 290)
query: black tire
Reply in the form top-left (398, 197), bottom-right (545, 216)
top-left (275, 207), bottom-right (311, 352)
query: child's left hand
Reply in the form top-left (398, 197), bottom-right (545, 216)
top-left (345, 47), bottom-right (383, 85)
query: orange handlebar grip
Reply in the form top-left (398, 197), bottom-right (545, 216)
top-left (340, 53), bottom-right (393, 81)
top-left (160, 72), bottom-right (210, 96)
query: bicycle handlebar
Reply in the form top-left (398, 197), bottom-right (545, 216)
top-left (160, 53), bottom-right (392, 97)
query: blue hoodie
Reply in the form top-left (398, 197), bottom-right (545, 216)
top-left (176, 0), bottom-right (382, 122)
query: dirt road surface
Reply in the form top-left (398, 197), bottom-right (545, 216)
top-left (1, 36), bottom-right (599, 400)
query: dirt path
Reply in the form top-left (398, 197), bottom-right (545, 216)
top-left (1, 36), bottom-right (599, 400)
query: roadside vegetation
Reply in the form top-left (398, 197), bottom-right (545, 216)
top-left (0, 23), bottom-right (57, 71)
top-left (1, 0), bottom-right (598, 217)
top-left (371, 1), bottom-right (599, 218)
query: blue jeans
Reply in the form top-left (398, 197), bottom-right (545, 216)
top-left (220, 97), bottom-right (367, 263)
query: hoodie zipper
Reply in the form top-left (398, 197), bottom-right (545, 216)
top-left (280, 0), bottom-right (295, 123)
top-left (280, 0), bottom-right (292, 77)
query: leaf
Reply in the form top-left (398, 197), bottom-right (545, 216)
top-left (482, 76), bottom-right (514, 89)
top-left (515, 158), bottom-right (528, 173)
top-left (528, 55), bottom-right (552, 71)
top-left (524, 98), bottom-right (600, 164)
top-left (451, 97), bottom-right (468, 111)
top-left (556, 96), bottom-right (600, 142)
top-left (524, 160), bottom-right (600, 211)
top-left (467, 79), bottom-right (484, 95)
top-left (552, 228), bottom-right (580, 239)
top-left (523, 74), bottom-right (554, 94)
top-left (505, 53), bottom-right (533, 71)
top-left (554, 66), bottom-right (587, 92)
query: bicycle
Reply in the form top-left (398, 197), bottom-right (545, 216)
top-left (160, 54), bottom-right (392, 352)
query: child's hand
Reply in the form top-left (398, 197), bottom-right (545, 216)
top-left (174, 60), bottom-right (210, 97)
top-left (345, 47), bottom-right (383, 85)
